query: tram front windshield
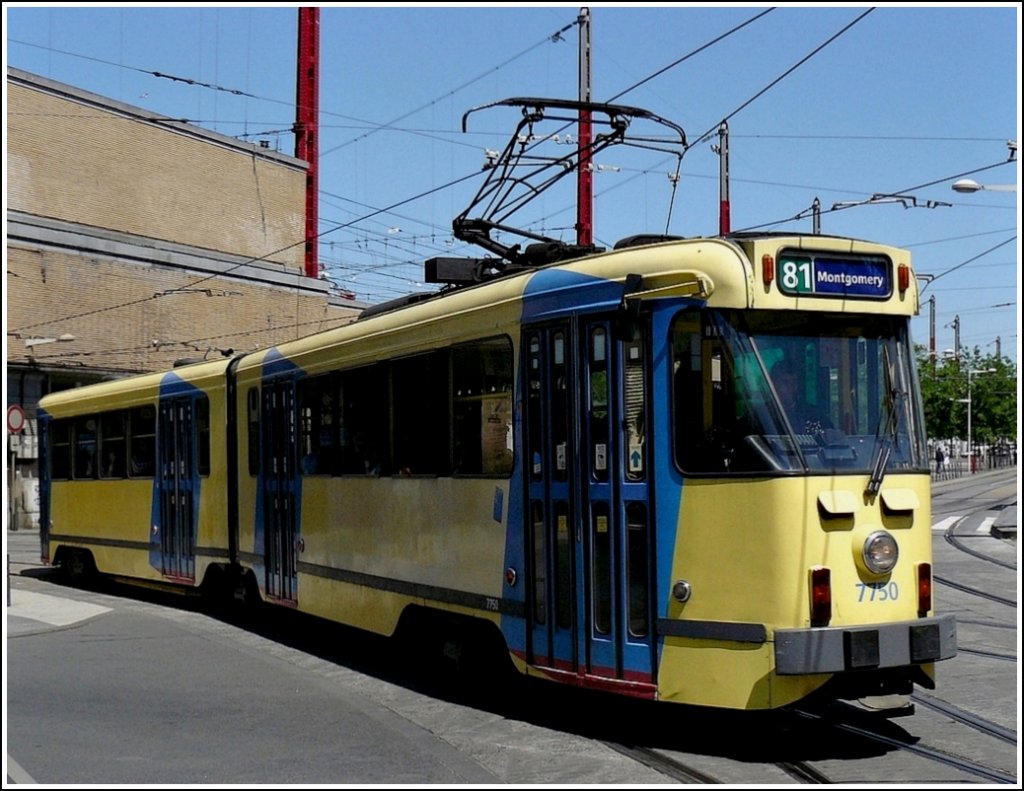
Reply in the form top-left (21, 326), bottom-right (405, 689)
top-left (671, 309), bottom-right (928, 475)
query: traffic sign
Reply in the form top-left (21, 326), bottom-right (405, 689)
top-left (7, 404), bottom-right (27, 434)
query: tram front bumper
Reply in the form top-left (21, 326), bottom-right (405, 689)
top-left (773, 614), bottom-right (957, 675)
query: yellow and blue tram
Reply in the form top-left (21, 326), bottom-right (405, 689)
top-left (39, 231), bottom-right (956, 711)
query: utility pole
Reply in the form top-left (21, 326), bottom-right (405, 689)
top-left (812, 197), bottom-right (821, 235)
top-left (952, 314), bottom-right (960, 363)
top-left (295, 7), bottom-right (320, 278)
top-left (929, 294), bottom-right (936, 371)
top-left (576, 7), bottom-right (593, 248)
top-left (716, 121), bottom-right (730, 235)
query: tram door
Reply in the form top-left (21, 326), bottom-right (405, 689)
top-left (158, 397), bottom-right (196, 581)
top-left (261, 379), bottom-right (299, 602)
top-left (523, 318), bottom-right (655, 682)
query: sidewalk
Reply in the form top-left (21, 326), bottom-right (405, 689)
top-left (7, 584), bottom-right (113, 637)
top-left (932, 465), bottom-right (1017, 539)
top-left (991, 504), bottom-right (1017, 540)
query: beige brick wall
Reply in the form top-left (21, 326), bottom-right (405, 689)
top-left (8, 243), bottom-right (358, 374)
top-left (7, 78), bottom-right (306, 270)
top-left (7, 70), bottom-right (361, 378)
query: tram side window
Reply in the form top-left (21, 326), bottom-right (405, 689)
top-left (392, 351), bottom-right (449, 476)
top-left (247, 388), bottom-right (260, 475)
top-left (526, 334), bottom-right (544, 482)
top-left (588, 327), bottom-right (611, 484)
top-left (551, 331), bottom-right (570, 482)
top-left (74, 417), bottom-right (98, 478)
top-left (129, 405), bottom-right (156, 477)
top-left (672, 315), bottom-right (704, 471)
top-left (340, 365), bottom-right (389, 475)
top-left (671, 311), bottom-right (761, 474)
top-left (623, 332), bottom-right (647, 482)
top-left (298, 373), bottom-right (338, 476)
top-left (452, 337), bottom-right (513, 476)
top-left (196, 395), bottom-right (211, 476)
top-left (49, 418), bottom-right (72, 480)
top-left (100, 411), bottom-right (126, 478)
top-left (626, 502), bottom-right (650, 638)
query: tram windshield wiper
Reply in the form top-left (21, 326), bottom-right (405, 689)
top-left (865, 346), bottom-right (902, 497)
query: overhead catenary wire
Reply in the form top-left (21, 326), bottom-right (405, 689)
top-left (605, 8), bottom-right (775, 103)
top-left (320, 17), bottom-right (582, 159)
top-left (920, 236), bottom-right (1018, 292)
top-left (735, 159), bottom-right (1017, 234)
top-left (25, 314), bottom-right (360, 365)
top-left (684, 8), bottom-right (875, 150)
top-left (512, 7), bottom-right (877, 240)
top-left (10, 166), bottom-right (484, 336)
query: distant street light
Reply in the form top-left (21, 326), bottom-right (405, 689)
top-left (965, 367), bottom-right (997, 474)
top-left (951, 178), bottom-right (1017, 194)
top-left (24, 333), bottom-right (75, 348)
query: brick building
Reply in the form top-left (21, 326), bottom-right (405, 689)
top-left (6, 67), bottom-right (363, 528)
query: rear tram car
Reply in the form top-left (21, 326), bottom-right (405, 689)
top-left (38, 99), bottom-right (956, 712)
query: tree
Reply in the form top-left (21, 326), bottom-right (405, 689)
top-left (914, 345), bottom-right (1017, 446)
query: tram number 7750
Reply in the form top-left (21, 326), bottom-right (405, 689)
top-left (856, 581), bottom-right (900, 602)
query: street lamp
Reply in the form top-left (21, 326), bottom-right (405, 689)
top-left (951, 179), bottom-right (1017, 194)
top-left (24, 333), bottom-right (76, 348)
top-left (965, 367), bottom-right (996, 474)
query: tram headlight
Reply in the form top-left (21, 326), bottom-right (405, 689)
top-left (862, 530), bottom-right (899, 575)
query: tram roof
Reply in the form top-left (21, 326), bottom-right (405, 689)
top-left (39, 232), bottom-right (916, 405)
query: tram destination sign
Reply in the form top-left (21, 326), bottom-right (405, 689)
top-left (777, 254), bottom-right (891, 299)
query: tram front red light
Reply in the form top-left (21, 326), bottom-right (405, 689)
top-left (810, 566), bottom-right (831, 626)
top-left (916, 562), bottom-right (932, 615)
top-left (762, 254), bottom-right (774, 286)
top-left (897, 263), bottom-right (910, 293)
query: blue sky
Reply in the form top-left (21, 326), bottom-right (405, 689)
top-left (5, 3), bottom-right (1020, 364)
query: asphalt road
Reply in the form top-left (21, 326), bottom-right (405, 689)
top-left (5, 535), bottom-right (669, 785)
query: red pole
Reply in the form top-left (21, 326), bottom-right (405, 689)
top-left (576, 7), bottom-right (593, 248)
top-left (718, 121), bottom-right (730, 236)
top-left (295, 8), bottom-right (320, 278)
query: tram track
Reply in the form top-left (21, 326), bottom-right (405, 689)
top-left (602, 743), bottom-right (722, 783)
top-left (776, 760), bottom-right (833, 783)
top-left (956, 616), bottom-right (1016, 630)
top-left (942, 509), bottom-right (1018, 571)
top-left (934, 575), bottom-right (1017, 607)
top-left (603, 742), bottom-right (835, 784)
top-left (934, 498), bottom-right (1018, 610)
top-left (956, 645), bottom-right (1017, 662)
top-left (910, 691), bottom-right (1017, 745)
top-left (790, 705), bottom-right (1018, 784)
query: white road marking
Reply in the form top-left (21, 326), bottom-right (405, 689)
top-left (931, 515), bottom-right (959, 534)
top-left (8, 589), bottom-right (110, 627)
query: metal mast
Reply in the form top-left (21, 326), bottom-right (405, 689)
top-left (929, 294), bottom-right (936, 371)
top-left (576, 7), bottom-right (593, 247)
top-left (717, 120), bottom-right (730, 235)
top-left (295, 7), bottom-right (320, 278)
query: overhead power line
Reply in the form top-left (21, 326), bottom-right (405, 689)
top-left (921, 236), bottom-right (1018, 291)
top-left (319, 17), bottom-right (581, 158)
top-left (10, 165), bottom-right (484, 334)
top-left (686, 7), bottom-right (875, 149)
top-left (9, 37), bottom-right (260, 98)
top-left (737, 158), bottom-right (1016, 233)
top-left (607, 8), bottom-right (775, 103)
